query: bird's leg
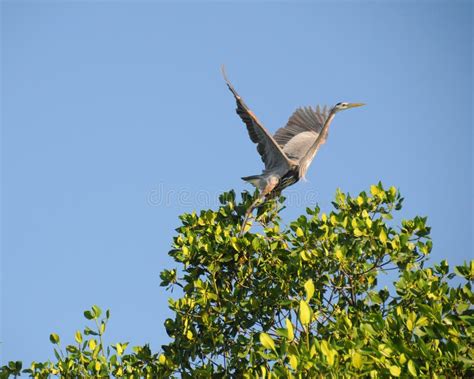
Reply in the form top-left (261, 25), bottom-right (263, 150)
top-left (239, 196), bottom-right (263, 237)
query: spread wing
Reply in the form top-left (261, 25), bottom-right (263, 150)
top-left (222, 68), bottom-right (292, 171)
top-left (274, 106), bottom-right (329, 162)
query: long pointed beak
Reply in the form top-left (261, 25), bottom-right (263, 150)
top-left (347, 103), bottom-right (365, 109)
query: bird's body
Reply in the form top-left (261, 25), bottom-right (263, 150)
top-left (221, 68), bottom-right (364, 233)
top-left (242, 166), bottom-right (299, 199)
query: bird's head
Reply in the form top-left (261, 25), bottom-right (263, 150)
top-left (333, 102), bottom-right (365, 113)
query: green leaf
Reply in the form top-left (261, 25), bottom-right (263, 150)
top-left (389, 365), bottom-right (401, 377)
top-left (304, 279), bottom-right (315, 301)
top-left (365, 217), bottom-right (373, 228)
top-left (159, 354), bottom-right (166, 365)
top-left (296, 227), bottom-right (304, 237)
top-left (408, 360), bottom-right (417, 376)
top-left (416, 316), bottom-right (429, 328)
top-left (186, 330), bottom-right (194, 340)
top-left (92, 305), bottom-right (102, 319)
top-left (378, 344), bottom-right (393, 357)
top-left (344, 316), bottom-right (352, 329)
top-left (299, 300), bottom-right (311, 326)
top-left (379, 228), bottom-right (388, 244)
top-left (75, 330), bottom-right (82, 344)
top-left (320, 340), bottom-right (336, 366)
top-left (89, 339), bottom-right (97, 351)
top-left (370, 185), bottom-right (381, 196)
top-left (389, 186), bottom-right (397, 197)
top-left (116, 343), bottom-right (124, 356)
top-left (289, 354), bottom-right (298, 370)
top-left (399, 353), bottom-right (407, 364)
top-left (352, 351), bottom-right (363, 369)
top-left (259, 332), bottom-right (276, 352)
top-left (275, 328), bottom-right (289, 339)
top-left (354, 228), bottom-right (363, 237)
top-left (182, 245), bottom-right (190, 258)
top-left (320, 340), bottom-right (330, 357)
top-left (285, 318), bottom-right (294, 341)
top-left (49, 333), bottom-right (60, 345)
top-left (252, 238), bottom-right (260, 251)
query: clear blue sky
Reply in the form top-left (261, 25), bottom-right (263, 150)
top-left (2, 1), bottom-right (472, 365)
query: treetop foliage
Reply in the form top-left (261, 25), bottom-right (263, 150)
top-left (2, 184), bottom-right (473, 378)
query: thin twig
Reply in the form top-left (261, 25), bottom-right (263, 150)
top-left (239, 197), bottom-right (262, 237)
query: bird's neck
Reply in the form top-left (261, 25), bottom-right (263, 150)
top-left (299, 110), bottom-right (337, 178)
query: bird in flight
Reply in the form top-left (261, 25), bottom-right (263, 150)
top-left (222, 67), bottom-right (364, 232)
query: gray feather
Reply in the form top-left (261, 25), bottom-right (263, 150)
top-left (273, 106), bottom-right (329, 162)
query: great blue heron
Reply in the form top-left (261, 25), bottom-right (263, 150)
top-left (222, 68), bottom-right (364, 232)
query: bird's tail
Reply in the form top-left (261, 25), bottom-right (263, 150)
top-left (241, 175), bottom-right (261, 188)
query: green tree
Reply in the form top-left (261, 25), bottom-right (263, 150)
top-left (2, 184), bottom-right (473, 378)
top-left (159, 184), bottom-right (473, 377)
